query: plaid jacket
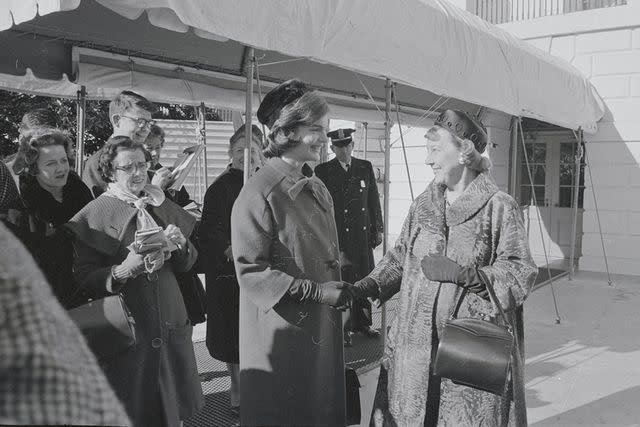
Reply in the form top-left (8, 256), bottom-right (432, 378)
top-left (0, 222), bottom-right (130, 426)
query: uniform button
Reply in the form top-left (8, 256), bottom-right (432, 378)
top-left (346, 228), bottom-right (349, 232)
top-left (363, 226), bottom-right (367, 230)
top-left (344, 209), bottom-right (348, 213)
top-left (151, 338), bottom-right (163, 348)
top-left (362, 208), bottom-right (365, 211)
top-left (328, 260), bottom-right (340, 270)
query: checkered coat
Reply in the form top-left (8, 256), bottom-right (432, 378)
top-left (0, 222), bottom-right (129, 426)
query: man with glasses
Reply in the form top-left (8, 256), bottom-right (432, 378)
top-left (82, 90), bottom-right (157, 197)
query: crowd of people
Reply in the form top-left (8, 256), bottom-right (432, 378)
top-left (0, 81), bottom-right (536, 427)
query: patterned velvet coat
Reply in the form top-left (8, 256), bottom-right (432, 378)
top-left (369, 172), bottom-right (537, 427)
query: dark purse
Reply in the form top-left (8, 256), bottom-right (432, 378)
top-left (67, 294), bottom-right (136, 361)
top-left (433, 278), bottom-right (514, 396)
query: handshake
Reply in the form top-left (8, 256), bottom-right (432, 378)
top-left (291, 277), bottom-right (380, 311)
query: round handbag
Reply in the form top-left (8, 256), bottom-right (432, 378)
top-left (433, 278), bottom-right (514, 396)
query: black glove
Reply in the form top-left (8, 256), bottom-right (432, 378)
top-left (289, 279), bottom-right (353, 309)
top-left (421, 255), bottom-right (463, 283)
top-left (421, 255), bottom-right (489, 300)
top-left (457, 267), bottom-right (489, 300)
top-left (351, 277), bottom-right (380, 301)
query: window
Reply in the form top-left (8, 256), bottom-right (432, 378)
top-left (558, 142), bottom-right (585, 208)
top-left (520, 142), bottom-right (546, 206)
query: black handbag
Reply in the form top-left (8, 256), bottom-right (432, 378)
top-left (433, 278), bottom-right (514, 396)
top-left (345, 367), bottom-right (361, 425)
top-left (67, 294), bottom-right (136, 360)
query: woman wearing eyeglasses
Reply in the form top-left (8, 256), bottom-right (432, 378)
top-left (66, 136), bottom-right (203, 427)
top-left (12, 129), bottom-right (93, 309)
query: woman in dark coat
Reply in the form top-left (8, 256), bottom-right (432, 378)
top-left (66, 136), bottom-right (203, 427)
top-left (231, 79), bottom-right (353, 426)
top-left (13, 129), bottom-right (93, 308)
top-left (200, 123), bottom-right (264, 412)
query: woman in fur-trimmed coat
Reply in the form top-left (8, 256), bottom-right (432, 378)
top-left (352, 111), bottom-right (537, 426)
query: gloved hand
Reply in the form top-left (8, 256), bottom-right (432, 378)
top-left (421, 255), bottom-right (490, 300)
top-left (113, 250), bottom-right (146, 281)
top-left (144, 249), bottom-right (166, 274)
top-left (421, 255), bottom-right (463, 283)
top-left (351, 277), bottom-right (380, 301)
top-left (289, 279), bottom-right (353, 309)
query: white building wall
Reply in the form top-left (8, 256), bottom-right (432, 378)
top-left (499, 2), bottom-right (640, 275)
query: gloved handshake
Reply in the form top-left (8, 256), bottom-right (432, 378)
top-left (288, 277), bottom-right (381, 310)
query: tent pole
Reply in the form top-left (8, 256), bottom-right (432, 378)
top-left (584, 144), bottom-right (614, 286)
top-left (569, 129), bottom-right (583, 280)
top-left (393, 84), bottom-right (414, 201)
top-left (381, 78), bottom-right (392, 346)
top-left (198, 102), bottom-right (208, 189)
top-left (75, 85), bottom-right (86, 175)
top-left (518, 118), bottom-right (561, 324)
top-left (508, 117), bottom-right (519, 197)
top-left (244, 48), bottom-right (255, 183)
top-left (363, 122), bottom-right (368, 161)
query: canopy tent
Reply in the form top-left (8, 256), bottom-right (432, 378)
top-left (0, 0), bottom-right (604, 131)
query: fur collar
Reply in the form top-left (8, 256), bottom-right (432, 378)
top-left (442, 172), bottom-right (499, 226)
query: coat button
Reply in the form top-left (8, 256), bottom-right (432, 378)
top-left (328, 260), bottom-right (340, 270)
top-left (151, 338), bottom-right (163, 348)
top-left (363, 226), bottom-right (367, 230)
top-left (362, 208), bottom-right (365, 211)
top-left (345, 228), bottom-right (349, 232)
top-left (344, 209), bottom-right (348, 213)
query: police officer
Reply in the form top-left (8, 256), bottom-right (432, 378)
top-left (315, 128), bottom-right (383, 346)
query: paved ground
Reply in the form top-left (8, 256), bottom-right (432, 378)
top-left (189, 270), bottom-right (640, 426)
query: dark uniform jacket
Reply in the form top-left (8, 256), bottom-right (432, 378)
top-left (315, 157), bottom-right (383, 281)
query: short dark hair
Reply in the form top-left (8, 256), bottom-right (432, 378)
top-left (263, 91), bottom-right (329, 158)
top-left (13, 129), bottom-right (73, 176)
top-left (109, 91), bottom-right (157, 125)
top-left (98, 136), bottom-right (146, 182)
top-left (146, 124), bottom-right (165, 145)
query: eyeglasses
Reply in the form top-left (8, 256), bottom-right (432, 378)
top-left (115, 161), bottom-right (150, 174)
top-left (121, 115), bottom-right (156, 129)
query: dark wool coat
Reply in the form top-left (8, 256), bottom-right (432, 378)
top-left (0, 223), bottom-right (130, 426)
top-left (66, 195), bottom-right (204, 427)
top-left (231, 158), bottom-right (347, 426)
top-left (314, 157), bottom-right (383, 281)
top-left (368, 172), bottom-right (536, 427)
top-left (20, 172), bottom-right (93, 308)
top-left (200, 166), bottom-right (243, 363)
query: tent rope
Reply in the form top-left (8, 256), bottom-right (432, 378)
top-left (352, 71), bottom-right (385, 119)
top-left (518, 118), bottom-right (561, 324)
top-left (389, 95), bottom-right (449, 147)
top-left (392, 84), bottom-right (414, 201)
top-left (583, 143), bottom-right (614, 286)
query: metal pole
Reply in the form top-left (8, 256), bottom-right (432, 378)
top-left (363, 122), bottom-right (369, 160)
top-left (198, 102), bottom-right (208, 189)
top-left (381, 78), bottom-right (392, 347)
top-left (75, 85), bottom-right (86, 174)
top-left (244, 48), bottom-right (255, 183)
top-left (508, 117), bottom-right (519, 197)
top-left (569, 129), bottom-right (583, 279)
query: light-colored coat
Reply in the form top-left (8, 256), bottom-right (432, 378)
top-left (369, 172), bottom-right (537, 427)
top-left (231, 157), bottom-right (347, 426)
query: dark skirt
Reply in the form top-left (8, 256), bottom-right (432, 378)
top-left (206, 274), bottom-right (239, 363)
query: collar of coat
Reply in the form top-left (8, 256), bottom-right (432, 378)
top-left (65, 195), bottom-right (196, 257)
top-left (429, 172), bottom-right (499, 227)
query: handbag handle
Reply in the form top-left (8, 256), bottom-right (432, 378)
top-left (450, 268), bottom-right (513, 332)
